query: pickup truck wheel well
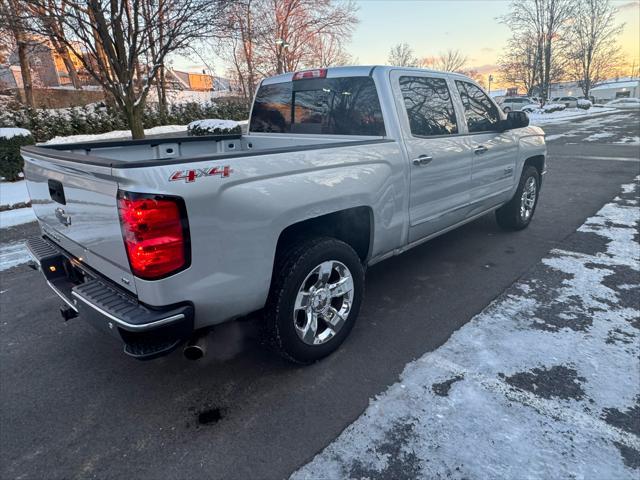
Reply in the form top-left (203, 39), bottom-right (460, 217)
top-left (524, 155), bottom-right (545, 177)
top-left (275, 207), bottom-right (373, 263)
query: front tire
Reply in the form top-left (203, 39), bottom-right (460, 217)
top-left (265, 237), bottom-right (364, 364)
top-left (495, 165), bottom-right (540, 230)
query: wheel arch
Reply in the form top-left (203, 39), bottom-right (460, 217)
top-left (523, 154), bottom-right (546, 187)
top-left (274, 206), bottom-right (374, 264)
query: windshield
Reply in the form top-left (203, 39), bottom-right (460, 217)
top-left (250, 76), bottom-right (386, 136)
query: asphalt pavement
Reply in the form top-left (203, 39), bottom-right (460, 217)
top-left (1, 111), bottom-right (639, 479)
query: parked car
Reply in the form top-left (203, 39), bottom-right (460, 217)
top-left (22, 66), bottom-right (546, 364)
top-left (605, 98), bottom-right (640, 110)
top-left (500, 97), bottom-right (539, 112)
top-left (552, 96), bottom-right (580, 108)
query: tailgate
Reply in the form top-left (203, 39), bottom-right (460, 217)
top-left (22, 149), bottom-right (136, 294)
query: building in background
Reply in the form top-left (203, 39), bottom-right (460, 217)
top-left (590, 78), bottom-right (640, 102)
top-left (0, 36), bottom-right (96, 90)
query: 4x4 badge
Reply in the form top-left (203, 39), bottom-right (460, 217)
top-left (169, 166), bottom-right (233, 183)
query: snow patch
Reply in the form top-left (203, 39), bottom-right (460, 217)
top-left (187, 119), bottom-right (240, 131)
top-left (0, 180), bottom-right (30, 208)
top-left (528, 107), bottom-right (617, 126)
top-left (0, 242), bottom-right (31, 271)
top-left (584, 132), bottom-right (615, 142)
top-left (44, 125), bottom-right (187, 145)
top-left (0, 127), bottom-right (31, 140)
top-left (0, 207), bottom-right (36, 228)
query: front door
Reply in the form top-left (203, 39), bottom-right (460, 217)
top-left (391, 71), bottom-right (472, 243)
top-left (454, 80), bottom-right (519, 216)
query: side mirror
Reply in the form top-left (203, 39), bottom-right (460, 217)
top-left (501, 111), bottom-right (529, 130)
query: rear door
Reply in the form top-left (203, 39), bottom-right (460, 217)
top-left (22, 150), bottom-right (136, 293)
top-left (390, 71), bottom-right (472, 243)
top-left (454, 80), bottom-right (518, 216)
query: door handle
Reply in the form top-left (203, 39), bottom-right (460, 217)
top-left (474, 145), bottom-right (488, 155)
top-left (412, 155), bottom-right (433, 166)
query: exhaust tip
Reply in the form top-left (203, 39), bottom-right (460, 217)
top-left (183, 344), bottom-right (205, 361)
top-left (183, 331), bottom-right (209, 360)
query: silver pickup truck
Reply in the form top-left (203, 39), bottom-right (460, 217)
top-left (22, 66), bottom-right (546, 363)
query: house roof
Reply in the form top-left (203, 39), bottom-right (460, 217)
top-left (591, 80), bottom-right (639, 91)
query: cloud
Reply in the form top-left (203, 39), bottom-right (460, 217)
top-left (480, 47), bottom-right (495, 53)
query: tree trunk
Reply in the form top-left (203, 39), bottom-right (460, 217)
top-left (159, 64), bottom-right (167, 117)
top-left (124, 101), bottom-right (145, 139)
top-left (16, 40), bottom-right (34, 107)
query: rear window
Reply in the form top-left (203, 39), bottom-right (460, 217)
top-left (250, 77), bottom-right (386, 136)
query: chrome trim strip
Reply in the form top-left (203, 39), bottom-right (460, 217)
top-left (47, 281), bottom-right (78, 312)
top-left (71, 291), bottom-right (185, 332)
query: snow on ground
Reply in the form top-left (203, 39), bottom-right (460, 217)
top-left (0, 127), bottom-right (31, 139)
top-left (0, 242), bottom-right (32, 272)
top-left (585, 132), bottom-right (616, 142)
top-left (293, 178), bottom-right (640, 480)
top-left (0, 180), bottom-right (30, 208)
top-left (543, 113), bottom-right (636, 142)
top-left (0, 207), bottom-right (36, 228)
top-left (44, 124), bottom-right (187, 145)
top-left (615, 136), bottom-right (640, 145)
top-left (529, 107), bottom-right (617, 126)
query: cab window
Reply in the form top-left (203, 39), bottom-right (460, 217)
top-left (455, 81), bottom-right (500, 133)
top-left (399, 76), bottom-right (458, 136)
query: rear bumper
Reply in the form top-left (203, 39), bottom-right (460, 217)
top-left (26, 236), bottom-right (194, 360)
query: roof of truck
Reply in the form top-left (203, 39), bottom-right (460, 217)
top-left (262, 65), bottom-right (474, 85)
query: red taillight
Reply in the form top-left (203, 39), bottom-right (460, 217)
top-left (292, 68), bottom-right (327, 81)
top-left (117, 192), bottom-right (190, 280)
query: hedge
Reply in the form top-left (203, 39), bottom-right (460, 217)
top-left (0, 131), bottom-right (35, 182)
top-left (0, 99), bottom-right (249, 143)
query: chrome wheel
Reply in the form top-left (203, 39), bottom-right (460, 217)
top-left (520, 176), bottom-right (537, 221)
top-left (293, 260), bottom-right (354, 345)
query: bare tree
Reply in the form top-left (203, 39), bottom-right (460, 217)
top-left (498, 33), bottom-right (541, 95)
top-left (266, 0), bottom-right (357, 74)
top-left (423, 49), bottom-right (467, 72)
top-left (307, 31), bottom-right (352, 68)
top-left (562, 0), bottom-right (623, 98)
top-left (0, 0), bottom-right (35, 107)
top-left (387, 42), bottom-right (418, 67)
top-left (214, 0), bottom-right (356, 105)
top-left (27, 0), bottom-right (231, 138)
top-left (502, 0), bottom-right (575, 103)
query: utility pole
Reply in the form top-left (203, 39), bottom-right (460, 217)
top-left (488, 74), bottom-right (493, 94)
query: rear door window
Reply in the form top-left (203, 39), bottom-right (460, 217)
top-left (399, 76), bottom-right (458, 136)
top-left (455, 81), bottom-right (500, 133)
top-left (250, 77), bottom-right (385, 136)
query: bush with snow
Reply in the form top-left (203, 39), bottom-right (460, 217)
top-left (0, 99), bottom-right (249, 143)
top-left (577, 98), bottom-right (592, 110)
top-left (521, 104), bottom-right (540, 113)
top-left (0, 128), bottom-right (34, 182)
top-left (187, 119), bottom-right (241, 136)
top-left (542, 103), bottom-right (567, 113)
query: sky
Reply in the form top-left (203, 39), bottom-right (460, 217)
top-left (173, 0), bottom-right (640, 83)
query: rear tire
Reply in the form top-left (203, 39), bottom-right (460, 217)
top-left (496, 165), bottom-right (540, 230)
top-left (264, 237), bottom-right (364, 364)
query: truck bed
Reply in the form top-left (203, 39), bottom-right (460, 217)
top-left (23, 133), bottom-right (385, 168)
